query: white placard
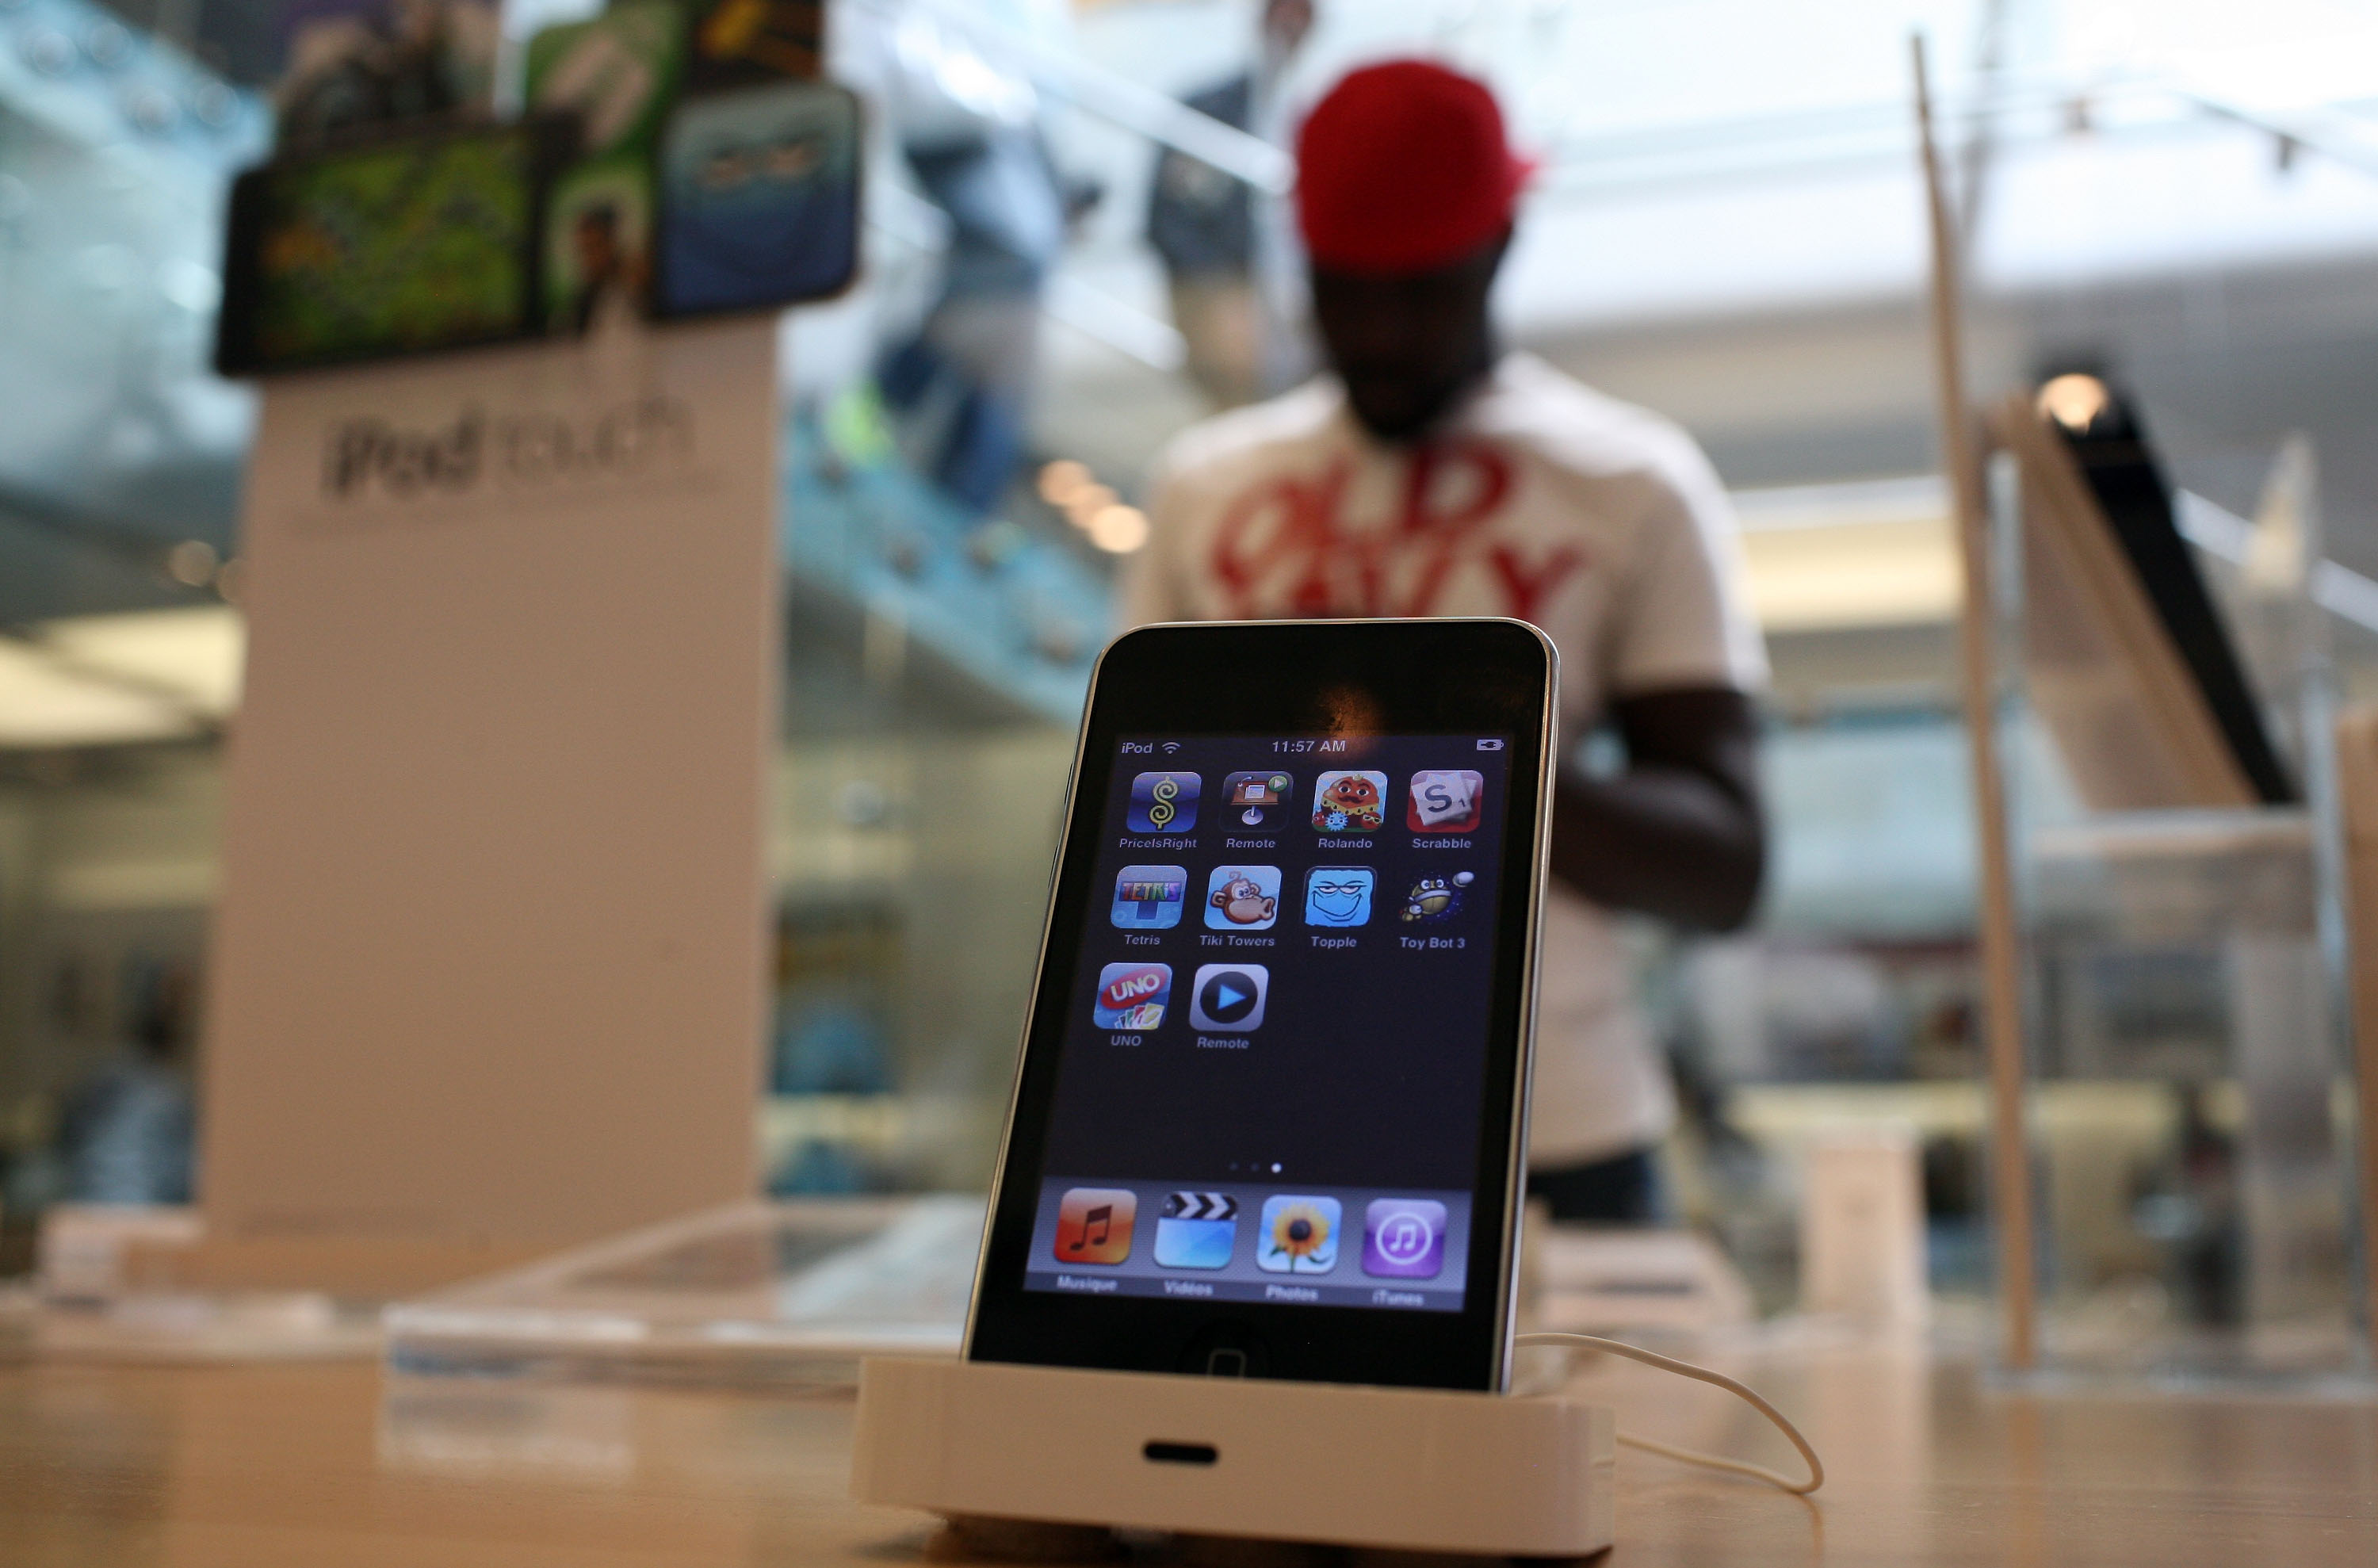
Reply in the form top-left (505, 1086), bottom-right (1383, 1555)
top-left (198, 319), bottom-right (778, 1279)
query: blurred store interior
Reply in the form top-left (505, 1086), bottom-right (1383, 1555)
top-left (4, 0), bottom-right (2378, 1362)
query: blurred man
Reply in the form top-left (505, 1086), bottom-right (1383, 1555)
top-left (1122, 61), bottom-right (1768, 1222)
top-left (1146, 0), bottom-right (1314, 407)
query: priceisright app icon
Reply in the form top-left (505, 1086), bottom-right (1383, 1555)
top-left (1127, 771), bottom-right (1199, 833)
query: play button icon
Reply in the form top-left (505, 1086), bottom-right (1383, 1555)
top-left (1190, 964), bottom-right (1270, 1031)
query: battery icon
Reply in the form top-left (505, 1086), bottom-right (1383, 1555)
top-left (1476, 739), bottom-right (1504, 751)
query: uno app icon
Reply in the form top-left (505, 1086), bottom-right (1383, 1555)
top-left (1127, 771), bottom-right (1199, 833)
top-left (1093, 962), bottom-right (1172, 1030)
top-left (1053, 1187), bottom-right (1137, 1264)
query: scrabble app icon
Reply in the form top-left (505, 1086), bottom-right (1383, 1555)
top-left (1407, 770), bottom-right (1484, 832)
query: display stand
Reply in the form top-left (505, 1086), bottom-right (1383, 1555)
top-left (851, 1357), bottom-right (1616, 1558)
top-left (1915, 39), bottom-right (2368, 1378)
top-left (2333, 708), bottom-right (2378, 1366)
top-left (1914, 35), bottom-right (2038, 1371)
top-left (1984, 452), bottom-right (2361, 1377)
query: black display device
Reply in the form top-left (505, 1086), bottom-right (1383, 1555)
top-left (650, 80), bottom-right (860, 319)
top-left (2051, 389), bottom-right (2296, 804)
top-left (965, 620), bottom-right (1557, 1392)
top-left (216, 116), bottom-right (580, 377)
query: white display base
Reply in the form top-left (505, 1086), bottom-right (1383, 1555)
top-left (851, 1356), bottom-right (1615, 1557)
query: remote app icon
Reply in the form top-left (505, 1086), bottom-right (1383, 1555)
top-left (1222, 771), bottom-right (1294, 827)
top-left (1189, 964), bottom-right (1269, 1031)
top-left (1093, 962), bottom-right (1172, 1029)
top-left (1053, 1187), bottom-right (1137, 1264)
top-left (1111, 865), bottom-right (1187, 929)
top-left (1400, 872), bottom-right (1474, 923)
top-left (1155, 1191), bottom-right (1238, 1269)
top-left (1205, 865), bottom-right (1281, 930)
top-left (1407, 770), bottom-right (1484, 832)
top-left (1127, 771), bottom-right (1199, 834)
top-left (1362, 1199), bottom-right (1448, 1279)
top-left (1311, 770), bottom-right (1388, 832)
top-left (1303, 866), bottom-right (1375, 927)
top-left (1257, 1195), bottom-right (1341, 1274)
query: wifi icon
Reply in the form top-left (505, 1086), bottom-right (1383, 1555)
top-left (1162, 742), bottom-right (1181, 755)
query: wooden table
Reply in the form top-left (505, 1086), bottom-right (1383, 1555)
top-left (3, 1345), bottom-right (2374, 1566)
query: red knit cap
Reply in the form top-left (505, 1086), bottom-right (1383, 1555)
top-left (1295, 59), bottom-right (1530, 275)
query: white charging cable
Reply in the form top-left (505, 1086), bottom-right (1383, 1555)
top-left (1514, 1333), bottom-right (1826, 1495)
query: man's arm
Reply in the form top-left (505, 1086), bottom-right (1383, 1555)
top-left (1547, 685), bottom-right (1764, 932)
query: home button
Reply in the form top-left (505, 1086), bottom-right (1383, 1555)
top-left (1179, 1323), bottom-right (1270, 1378)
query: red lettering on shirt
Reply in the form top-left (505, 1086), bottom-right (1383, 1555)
top-left (1205, 441), bottom-right (1583, 621)
top-left (1485, 544), bottom-right (1587, 624)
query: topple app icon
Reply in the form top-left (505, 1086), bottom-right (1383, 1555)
top-left (1128, 771), bottom-right (1199, 833)
top-left (1304, 866), bottom-right (1375, 927)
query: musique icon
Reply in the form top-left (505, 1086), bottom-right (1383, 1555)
top-left (1053, 1187), bottom-right (1137, 1264)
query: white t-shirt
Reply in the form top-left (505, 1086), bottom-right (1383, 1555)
top-left (1120, 352), bottom-right (1767, 1164)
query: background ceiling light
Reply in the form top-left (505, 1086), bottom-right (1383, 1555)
top-left (1087, 504), bottom-right (1149, 554)
top-left (1037, 459), bottom-right (1094, 507)
top-left (2036, 373), bottom-right (2112, 432)
top-left (0, 639), bottom-right (200, 749)
top-left (35, 606), bottom-right (246, 718)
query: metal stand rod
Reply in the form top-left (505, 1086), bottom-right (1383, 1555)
top-left (1913, 32), bottom-right (2037, 1371)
